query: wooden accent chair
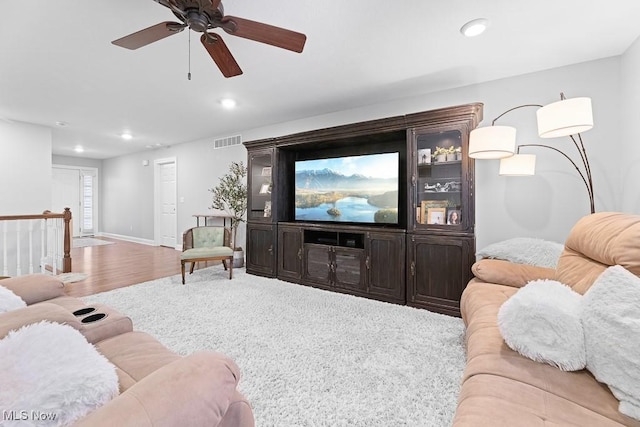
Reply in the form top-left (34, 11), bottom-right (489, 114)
top-left (181, 226), bottom-right (233, 284)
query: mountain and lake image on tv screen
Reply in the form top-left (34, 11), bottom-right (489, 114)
top-left (294, 152), bottom-right (399, 224)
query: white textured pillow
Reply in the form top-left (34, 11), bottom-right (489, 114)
top-left (498, 279), bottom-right (586, 371)
top-left (582, 265), bottom-right (640, 421)
top-left (0, 321), bottom-right (119, 426)
top-left (477, 237), bottom-right (564, 268)
top-left (0, 284), bottom-right (26, 313)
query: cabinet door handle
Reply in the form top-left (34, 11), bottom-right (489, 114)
top-left (268, 245), bottom-right (273, 254)
top-left (365, 256), bottom-right (370, 270)
top-left (410, 261), bottom-right (415, 276)
top-left (297, 248), bottom-right (302, 259)
top-left (411, 174), bottom-right (416, 186)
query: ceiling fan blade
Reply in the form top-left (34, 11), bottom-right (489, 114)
top-left (200, 33), bottom-right (243, 78)
top-left (112, 21), bottom-right (185, 50)
top-left (221, 16), bottom-right (306, 53)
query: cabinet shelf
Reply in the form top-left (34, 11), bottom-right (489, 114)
top-left (421, 191), bottom-right (461, 194)
top-left (418, 160), bottom-right (461, 167)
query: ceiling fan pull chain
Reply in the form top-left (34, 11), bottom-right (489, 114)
top-left (187, 29), bottom-right (192, 80)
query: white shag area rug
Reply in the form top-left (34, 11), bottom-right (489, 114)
top-left (84, 267), bottom-right (466, 426)
top-left (72, 238), bottom-right (114, 248)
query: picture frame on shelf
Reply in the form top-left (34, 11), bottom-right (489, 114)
top-left (446, 208), bottom-right (461, 225)
top-left (417, 148), bottom-right (431, 165)
top-left (259, 183), bottom-right (271, 194)
top-left (261, 167), bottom-right (272, 177)
top-left (427, 207), bottom-right (446, 225)
top-left (420, 200), bottom-right (448, 224)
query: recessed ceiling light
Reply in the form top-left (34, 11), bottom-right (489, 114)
top-left (73, 145), bottom-right (84, 153)
top-left (460, 18), bottom-right (489, 37)
top-left (220, 98), bottom-right (237, 109)
top-left (121, 132), bottom-right (133, 140)
top-left (56, 121), bottom-right (68, 127)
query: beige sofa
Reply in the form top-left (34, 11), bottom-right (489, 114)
top-left (0, 275), bottom-right (254, 426)
top-left (453, 212), bottom-right (640, 426)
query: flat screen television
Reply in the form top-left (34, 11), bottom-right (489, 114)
top-left (294, 152), bottom-right (399, 224)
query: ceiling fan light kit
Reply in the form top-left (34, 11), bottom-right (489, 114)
top-left (112, 0), bottom-right (307, 78)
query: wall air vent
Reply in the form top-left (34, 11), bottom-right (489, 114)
top-left (213, 135), bottom-right (242, 149)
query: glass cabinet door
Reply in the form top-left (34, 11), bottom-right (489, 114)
top-left (248, 150), bottom-right (273, 221)
top-left (414, 129), bottom-right (464, 229)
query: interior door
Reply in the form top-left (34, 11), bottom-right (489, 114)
top-left (52, 167), bottom-right (80, 237)
top-left (159, 161), bottom-right (177, 248)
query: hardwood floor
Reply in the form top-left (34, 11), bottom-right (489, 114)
top-left (63, 237), bottom-right (184, 297)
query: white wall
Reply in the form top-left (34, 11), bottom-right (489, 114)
top-left (0, 121), bottom-right (53, 275)
top-left (0, 121), bottom-right (52, 214)
top-left (100, 54), bottom-right (638, 251)
top-left (100, 139), bottom-right (246, 247)
top-left (620, 35), bottom-right (640, 213)
top-left (239, 57), bottom-right (623, 249)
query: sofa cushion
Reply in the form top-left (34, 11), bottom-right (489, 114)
top-left (471, 259), bottom-right (556, 289)
top-left (0, 274), bottom-right (65, 305)
top-left (460, 280), bottom-right (640, 426)
top-left (0, 303), bottom-right (82, 339)
top-left (454, 374), bottom-right (635, 427)
top-left (94, 331), bottom-right (182, 392)
top-left (0, 284), bottom-right (26, 313)
top-left (557, 212), bottom-right (640, 294)
top-left (497, 280), bottom-right (585, 371)
top-left (476, 237), bottom-right (564, 269)
top-left (583, 265), bottom-right (640, 421)
top-left (0, 321), bottom-right (119, 426)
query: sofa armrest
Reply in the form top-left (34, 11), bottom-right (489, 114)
top-left (0, 274), bottom-right (65, 305)
top-left (0, 303), bottom-right (82, 338)
top-left (73, 351), bottom-right (254, 427)
top-left (472, 259), bottom-right (556, 288)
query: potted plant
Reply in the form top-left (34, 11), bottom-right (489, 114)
top-left (454, 146), bottom-right (463, 161)
top-left (432, 146), bottom-right (449, 162)
top-left (446, 146), bottom-right (457, 162)
top-left (209, 161), bottom-right (247, 268)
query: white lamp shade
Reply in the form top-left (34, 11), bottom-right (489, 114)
top-left (499, 154), bottom-right (536, 176)
top-left (536, 97), bottom-right (593, 138)
top-left (469, 126), bottom-right (516, 159)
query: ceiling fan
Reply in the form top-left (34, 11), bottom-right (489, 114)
top-left (112, 0), bottom-right (307, 78)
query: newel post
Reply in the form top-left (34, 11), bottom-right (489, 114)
top-left (63, 207), bottom-right (72, 273)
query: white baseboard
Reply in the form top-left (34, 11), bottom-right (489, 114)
top-left (97, 232), bottom-right (156, 246)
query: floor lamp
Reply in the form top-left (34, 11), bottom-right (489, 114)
top-left (469, 93), bottom-right (595, 214)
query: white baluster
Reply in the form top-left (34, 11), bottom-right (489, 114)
top-left (52, 220), bottom-right (58, 275)
top-left (2, 221), bottom-right (6, 276)
top-left (16, 221), bottom-right (21, 276)
top-left (28, 220), bottom-right (34, 274)
top-left (40, 218), bottom-right (46, 273)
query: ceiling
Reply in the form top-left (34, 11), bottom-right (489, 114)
top-left (2, 1), bottom-right (639, 160)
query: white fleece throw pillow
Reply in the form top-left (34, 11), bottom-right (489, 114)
top-left (0, 285), bottom-right (26, 313)
top-left (582, 265), bottom-right (640, 421)
top-left (477, 237), bottom-right (564, 269)
top-left (498, 279), bottom-right (586, 371)
top-left (0, 321), bottom-right (119, 426)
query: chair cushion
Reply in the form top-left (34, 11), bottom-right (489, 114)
top-left (192, 227), bottom-right (225, 248)
top-left (181, 247), bottom-right (233, 260)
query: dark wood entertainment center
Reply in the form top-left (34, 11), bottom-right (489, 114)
top-left (243, 103), bottom-right (483, 317)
